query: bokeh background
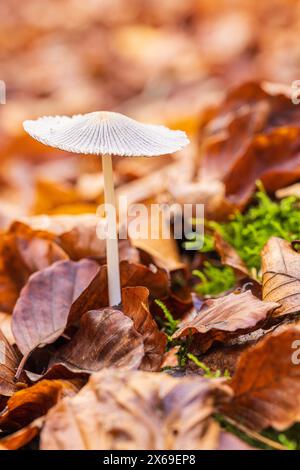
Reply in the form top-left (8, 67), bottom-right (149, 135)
top-left (0, 0), bottom-right (299, 225)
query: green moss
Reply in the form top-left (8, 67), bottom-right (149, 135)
top-left (154, 299), bottom-right (179, 338)
top-left (192, 185), bottom-right (300, 295)
top-left (193, 263), bottom-right (235, 296)
top-left (209, 184), bottom-right (300, 272)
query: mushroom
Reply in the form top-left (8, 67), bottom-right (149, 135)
top-left (23, 111), bottom-right (189, 306)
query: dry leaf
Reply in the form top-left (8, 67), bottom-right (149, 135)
top-left (0, 417), bottom-right (44, 450)
top-left (214, 232), bottom-right (249, 278)
top-left (0, 313), bottom-right (13, 345)
top-left (130, 210), bottom-right (184, 272)
top-left (173, 291), bottom-right (279, 353)
top-left (47, 308), bottom-right (144, 374)
top-left (0, 379), bottom-right (79, 431)
top-left (199, 82), bottom-right (300, 209)
top-left (12, 259), bottom-right (100, 362)
top-left (40, 369), bottom-right (231, 450)
top-left (122, 286), bottom-right (167, 371)
top-left (0, 329), bottom-right (19, 396)
top-left (222, 326), bottom-right (300, 431)
top-left (0, 222), bottom-right (69, 313)
top-left (262, 236), bottom-right (300, 316)
top-left (3, 222), bottom-right (69, 278)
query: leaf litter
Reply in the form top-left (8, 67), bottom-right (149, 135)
top-left (1, 0), bottom-right (300, 451)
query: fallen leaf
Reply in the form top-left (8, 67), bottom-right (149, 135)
top-left (0, 313), bottom-right (13, 345)
top-left (129, 207), bottom-right (186, 272)
top-left (222, 326), bottom-right (300, 431)
top-left (85, 261), bottom-right (171, 309)
top-left (161, 346), bottom-right (180, 369)
top-left (0, 329), bottom-right (19, 396)
top-left (199, 82), bottom-right (300, 209)
top-left (262, 236), bottom-right (300, 316)
top-left (0, 417), bottom-right (44, 450)
top-left (0, 222), bottom-right (69, 313)
top-left (223, 127), bottom-right (300, 207)
top-left (214, 232), bottom-right (249, 278)
top-left (20, 214), bottom-right (139, 263)
top-left (0, 259), bottom-right (21, 313)
top-left (3, 222), bottom-right (69, 281)
top-left (122, 287), bottom-right (167, 371)
top-left (173, 291), bottom-right (279, 353)
top-left (120, 260), bottom-right (170, 299)
top-left (47, 308), bottom-right (144, 374)
top-left (12, 259), bottom-right (100, 363)
top-left (0, 379), bottom-right (79, 431)
top-left (40, 369), bottom-right (231, 450)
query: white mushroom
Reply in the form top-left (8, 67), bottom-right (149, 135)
top-left (23, 111), bottom-right (189, 307)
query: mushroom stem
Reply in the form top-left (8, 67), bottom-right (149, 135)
top-left (102, 153), bottom-right (121, 306)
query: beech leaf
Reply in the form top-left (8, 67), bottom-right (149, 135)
top-left (122, 286), bottom-right (167, 371)
top-left (0, 379), bottom-right (79, 431)
top-left (173, 291), bottom-right (279, 353)
top-left (262, 236), bottom-right (300, 316)
top-left (0, 329), bottom-right (20, 396)
top-left (222, 325), bottom-right (300, 431)
top-left (12, 259), bottom-right (100, 360)
top-left (40, 369), bottom-right (232, 450)
top-left (47, 308), bottom-right (144, 374)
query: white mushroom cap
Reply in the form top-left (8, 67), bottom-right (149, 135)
top-left (23, 111), bottom-right (189, 157)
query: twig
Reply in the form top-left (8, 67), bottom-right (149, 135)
top-left (222, 416), bottom-right (287, 451)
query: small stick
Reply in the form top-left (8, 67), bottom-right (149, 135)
top-left (102, 153), bottom-right (121, 306)
top-left (222, 416), bottom-right (287, 451)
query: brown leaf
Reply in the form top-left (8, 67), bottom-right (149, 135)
top-left (1, 222), bottom-right (68, 288)
top-left (0, 417), bottom-right (44, 450)
top-left (214, 232), bottom-right (249, 278)
top-left (21, 214), bottom-right (140, 264)
top-left (0, 379), bottom-right (79, 431)
top-left (129, 209), bottom-right (185, 272)
top-left (222, 326), bottom-right (300, 431)
top-left (199, 82), bottom-right (300, 209)
top-left (120, 260), bottom-right (170, 298)
top-left (40, 369), bottom-right (231, 450)
top-left (47, 308), bottom-right (144, 374)
top-left (223, 127), bottom-right (300, 207)
top-left (0, 222), bottom-right (69, 313)
top-left (173, 291), bottom-right (279, 353)
top-left (0, 259), bottom-right (21, 314)
top-left (122, 286), bottom-right (167, 371)
top-left (161, 346), bottom-right (180, 369)
top-left (0, 312), bottom-right (13, 345)
top-left (0, 329), bottom-right (19, 396)
top-left (84, 261), bottom-right (171, 309)
top-left (12, 259), bottom-right (100, 361)
top-left (262, 237), bottom-right (300, 316)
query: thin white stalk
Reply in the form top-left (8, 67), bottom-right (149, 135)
top-left (102, 153), bottom-right (121, 306)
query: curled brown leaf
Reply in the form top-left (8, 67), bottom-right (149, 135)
top-left (173, 291), bottom-right (279, 353)
top-left (122, 286), bottom-right (167, 371)
top-left (0, 379), bottom-right (79, 431)
top-left (47, 308), bottom-right (144, 374)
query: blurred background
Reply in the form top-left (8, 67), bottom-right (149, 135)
top-left (0, 0), bottom-right (299, 225)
